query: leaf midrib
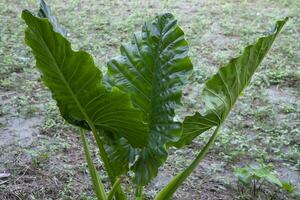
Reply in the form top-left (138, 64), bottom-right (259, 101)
top-left (30, 22), bottom-right (96, 130)
top-left (29, 18), bottom-right (120, 182)
top-left (208, 33), bottom-right (276, 125)
top-left (149, 25), bottom-right (164, 133)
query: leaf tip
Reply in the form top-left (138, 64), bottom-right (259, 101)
top-left (21, 9), bottom-right (32, 21)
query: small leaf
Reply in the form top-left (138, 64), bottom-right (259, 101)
top-left (281, 181), bottom-right (294, 193)
top-left (251, 164), bottom-right (273, 178)
top-left (264, 173), bottom-right (283, 187)
top-left (234, 167), bottom-right (252, 186)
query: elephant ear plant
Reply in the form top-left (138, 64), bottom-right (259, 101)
top-left (22, 1), bottom-right (287, 199)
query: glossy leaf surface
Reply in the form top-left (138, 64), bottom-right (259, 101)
top-left (107, 13), bottom-right (193, 185)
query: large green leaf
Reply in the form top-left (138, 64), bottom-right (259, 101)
top-left (155, 19), bottom-right (288, 200)
top-left (106, 13), bottom-right (193, 185)
top-left (173, 18), bottom-right (288, 147)
top-left (22, 10), bottom-right (148, 148)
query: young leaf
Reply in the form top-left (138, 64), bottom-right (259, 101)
top-left (281, 181), bottom-right (294, 193)
top-left (38, 0), bottom-right (67, 36)
top-left (107, 13), bottom-right (193, 185)
top-left (22, 10), bottom-right (148, 148)
top-left (250, 164), bottom-right (285, 188)
top-left (234, 167), bottom-right (252, 186)
top-left (173, 18), bottom-right (288, 147)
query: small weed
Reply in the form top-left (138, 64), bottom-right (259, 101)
top-left (234, 161), bottom-right (294, 199)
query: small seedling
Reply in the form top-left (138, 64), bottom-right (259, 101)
top-left (234, 161), bottom-right (294, 199)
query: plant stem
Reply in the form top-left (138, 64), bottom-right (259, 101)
top-left (257, 179), bottom-right (265, 192)
top-left (253, 177), bottom-right (256, 200)
top-left (80, 128), bottom-right (107, 200)
top-left (85, 121), bottom-right (126, 200)
top-left (269, 191), bottom-right (277, 200)
top-left (135, 186), bottom-right (143, 200)
top-left (107, 177), bottom-right (122, 200)
top-left (93, 129), bottom-right (115, 182)
top-left (91, 127), bottom-right (126, 200)
top-left (154, 125), bottom-right (222, 200)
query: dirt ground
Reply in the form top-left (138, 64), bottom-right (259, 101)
top-left (1, 0), bottom-right (299, 199)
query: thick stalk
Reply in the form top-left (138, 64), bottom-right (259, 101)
top-left (154, 125), bottom-right (222, 200)
top-left (135, 186), bottom-right (143, 200)
top-left (92, 128), bottom-right (115, 183)
top-left (80, 128), bottom-right (107, 200)
top-left (90, 126), bottom-right (126, 200)
top-left (107, 178), bottom-right (122, 200)
top-left (55, 66), bottom-right (126, 200)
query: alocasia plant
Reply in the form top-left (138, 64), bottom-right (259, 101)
top-left (22, 1), bottom-right (287, 199)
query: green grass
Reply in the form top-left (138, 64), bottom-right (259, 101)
top-left (0, 0), bottom-right (299, 199)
